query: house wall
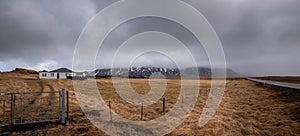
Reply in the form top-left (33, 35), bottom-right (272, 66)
top-left (39, 72), bottom-right (74, 79)
top-left (58, 73), bottom-right (67, 79)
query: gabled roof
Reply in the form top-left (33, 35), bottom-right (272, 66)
top-left (50, 68), bottom-right (73, 73)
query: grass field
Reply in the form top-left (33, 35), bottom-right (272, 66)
top-left (0, 71), bottom-right (299, 135)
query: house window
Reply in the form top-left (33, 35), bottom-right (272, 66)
top-left (42, 73), bottom-right (46, 77)
top-left (51, 73), bottom-right (55, 77)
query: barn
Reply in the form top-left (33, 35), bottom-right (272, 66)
top-left (39, 68), bottom-right (75, 79)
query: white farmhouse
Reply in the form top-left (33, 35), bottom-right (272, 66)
top-left (39, 68), bottom-right (75, 79)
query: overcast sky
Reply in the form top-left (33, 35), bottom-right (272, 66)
top-left (0, 0), bottom-right (299, 76)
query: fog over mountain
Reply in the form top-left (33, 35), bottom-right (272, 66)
top-left (0, 0), bottom-right (299, 76)
top-left (93, 66), bottom-right (241, 79)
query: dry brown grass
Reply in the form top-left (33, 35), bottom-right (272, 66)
top-left (0, 72), bottom-right (299, 135)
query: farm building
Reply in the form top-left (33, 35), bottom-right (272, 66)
top-left (39, 68), bottom-right (76, 79)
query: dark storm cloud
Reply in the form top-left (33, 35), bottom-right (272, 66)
top-left (0, 0), bottom-right (299, 76)
top-left (0, 0), bottom-right (114, 70)
top-left (185, 0), bottom-right (300, 75)
top-left (95, 17), bottom-right (209, 69)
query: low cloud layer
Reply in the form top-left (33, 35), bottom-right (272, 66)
top-left (0, 0), bottom-right (299, 76)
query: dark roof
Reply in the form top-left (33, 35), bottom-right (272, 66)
top-left (50, 68), bottom-right (73, 73)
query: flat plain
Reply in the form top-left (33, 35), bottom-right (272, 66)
top-left (0, 70), bottom-right (299, 135)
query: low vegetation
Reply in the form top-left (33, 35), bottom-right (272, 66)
top-left (0, 71), bottom-right (299, 135)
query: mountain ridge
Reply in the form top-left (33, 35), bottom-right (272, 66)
top-left (92, 66), bottom-right (242, 79)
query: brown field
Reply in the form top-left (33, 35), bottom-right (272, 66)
top-left (0, 71), bottom-right (299, 135)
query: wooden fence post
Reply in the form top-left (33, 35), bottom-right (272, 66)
top-left (61, 89), bottom-right (65, 124)
top-left (141, 103), bottom-right (143, 120)
top-left (162, 97), bottom-right (165, 113)
top-left (108, 100), bottom-right (112, 122)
